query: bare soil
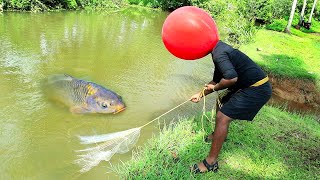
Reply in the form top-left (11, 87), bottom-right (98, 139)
top-left (268, 75), bottom-right (320, 116)
top-left (310, 32), bottom-right (320, 36)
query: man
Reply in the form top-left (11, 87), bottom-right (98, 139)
top-left (190, 40), bottom-right (272, 173)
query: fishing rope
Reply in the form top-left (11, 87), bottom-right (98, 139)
top-left (200, 88), bottom-right (208, 132)
top-left (199, 86), bottom-right (224, 139)
top-left (140, 99), bottom-right (191, 129)
top-left (140, 86), bottom-right (221, 130)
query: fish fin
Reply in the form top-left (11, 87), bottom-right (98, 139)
top-left (47, 74), bottom-right (73, 84)
top-left (70, 106), bottom-right (90, 114)
top-left (64, 74), bottom-right (74, 78)
top-left (86, 84), bottom-right (97, 96)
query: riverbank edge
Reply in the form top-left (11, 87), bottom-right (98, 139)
top-left (0, 2), bottom-right (158, 12)
top-left (268, 73), bottom-right (320, 112)
top-left (112, 105), bottom-right (319, 179)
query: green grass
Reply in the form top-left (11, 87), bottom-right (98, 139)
top-left (113, 105), bottom-right (320, 179)
top-left (266, 14), bottom-right (320, 34)
top-left (240, 27), bottom-right (320, 86)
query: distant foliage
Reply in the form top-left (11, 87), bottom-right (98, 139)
top-left (158, 0), bottom-right (191, 11)
top-left (126, 0), bottom-right (191, 10)
top-left (4, 0), bottom-right (31, 10)
top-left (194, 0), bottom-right (227, 16)
top-left (2, 0), bottom-right (125, 11)
top-left (266, 12), bottom-right (320, 33)
top-left (237, 0), bottom-right (292, 23)
top-left (266, 19), bottom-right (288, 32)
top-left (315, 3), bottom-right (320, 21)
top-left (192, 0), bottom-right (257, 46)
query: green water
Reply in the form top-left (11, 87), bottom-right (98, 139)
top-left (0, 8), bottom-right (214, 179)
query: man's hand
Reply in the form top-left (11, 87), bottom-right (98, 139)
top-left (204, 84), bottom-right (215, 91)
top-left (190, 92), bottom-right (202, 103)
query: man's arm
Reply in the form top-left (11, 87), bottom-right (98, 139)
top-left (202, 80), bottom-right (217, 96)
top-left (212, 77), bottom-right (238, 91)
top-left (211, 47), bottom-right (238, 91)
top-left (190, 77), bottom-right (237, 102)
top-left (190, 80), bottom-right (216, 102)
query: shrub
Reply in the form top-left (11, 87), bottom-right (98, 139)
top-left (158, 0), bottom-right (191, 11)
top-left (3, 0), bottom-right (126, 10)
top-left (192, 0), bottom-right (257, 46)
top-left (4, 0), bottom-right (31, 10)
top-left (236, 0), bottom-right (292, 23)
top-left (266, 19), bottom-right (287, 32)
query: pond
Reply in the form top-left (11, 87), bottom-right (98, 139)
top-left (0, 8), bottom-right (215, 179)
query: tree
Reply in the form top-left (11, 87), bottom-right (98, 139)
top-left (0, 1), bottom-right (3, 12)
top-left (298, 0), bottom-right (307, 26)
top-left (308, 0), bottom-right (318, 23)
top-left (285, 0), bottom-right (298, 33)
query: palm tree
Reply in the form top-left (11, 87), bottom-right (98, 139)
top-left (308, 0), bottom-right (318, 24)
top-left (284, 0), bottom-right (298, 33)
top-left (298, 0), bottom-right (308, 26)
top-left (0, 1), bottom-right (3, 12)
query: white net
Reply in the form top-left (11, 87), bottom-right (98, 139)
top-left (75, 127), bottom-right (141, 173)
top-left (74, 99), bottom-right (191, 173)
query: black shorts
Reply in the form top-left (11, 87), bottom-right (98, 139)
top-left (220, 82), bottom-right (272, 121)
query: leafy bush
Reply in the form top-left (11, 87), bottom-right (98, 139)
top-left (192, 0), bottom-right (257, 46)
top-left (77, 0), bottom-right (122, 9)
top-left (214, 8), bottom-right (256, 46)
top-left (64, 0), bottom-right (77, 9)
top-left (3, 0), bottom-right (125, 10)
top-left (266, 19), bottom-right (287, 32)
top-left (127, 0), bottom-right (159, 8)
top-left (126, 0), bottom-right (141, 5)
top-left (236, 0), bottom-right (292, 23)
top-left (4, 0), bottom-right (31, 10)
top-left (192, 0), bottom-right (227, 16)
top-left (315, 3), bottom-right (320, 20)
top-left (265, 12), bottom-right (320, 33)
top-left (158, 0), bottom-right (191, 11)
top-left (126, 0), bottom-right (192, 10)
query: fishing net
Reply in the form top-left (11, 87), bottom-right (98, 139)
top-left (75, 99), bottom-right (191, 173)
top-left (75, 127), bottom-right (141, 173)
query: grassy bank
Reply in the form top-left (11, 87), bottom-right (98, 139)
top-left (113, 105), bottom-right (319, 179)
top-left (240, 23), bottom-right (320, 87)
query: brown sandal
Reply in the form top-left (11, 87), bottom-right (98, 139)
top-left (192, 159), bottom-right (219, 174)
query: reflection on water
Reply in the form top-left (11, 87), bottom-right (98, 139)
top-left (0, 8), bottom-right (214, 179)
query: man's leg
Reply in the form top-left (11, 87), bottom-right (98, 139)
top-left (195, 110), bottom-right (232, 172)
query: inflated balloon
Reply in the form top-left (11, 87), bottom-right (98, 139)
top-left (162, 6), bottom-right (219, 60)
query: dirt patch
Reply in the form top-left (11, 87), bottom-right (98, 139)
top-left (268, 75), bottom-right (320, 115)
top-left (274, 129), bottom-right (320, 169)
top-left (310, 32), bottom-right (320, 36)
top-left (275, 130), bottom-right (309, 142)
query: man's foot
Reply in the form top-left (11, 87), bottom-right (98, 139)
top-left (191, 158), bottom-right (218, 174)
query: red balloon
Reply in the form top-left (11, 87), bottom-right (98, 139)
top-left (162, 6), bottom-right (219, 60)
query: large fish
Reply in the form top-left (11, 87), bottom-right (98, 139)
top-left (45, 74), bottom-right (125, 114)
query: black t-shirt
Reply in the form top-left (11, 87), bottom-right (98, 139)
top-left (211, 41), bottom-right (267, 90)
